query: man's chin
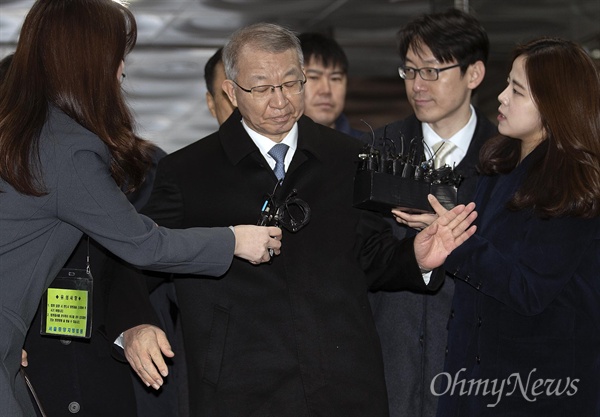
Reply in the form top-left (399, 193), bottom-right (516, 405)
top-left (413, 108), bottom-right (439, 124)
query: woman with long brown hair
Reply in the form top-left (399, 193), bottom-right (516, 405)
top-left (425, 37), bottom-right (600, 416)
top-left (0, 1), bottom-right (280, 415)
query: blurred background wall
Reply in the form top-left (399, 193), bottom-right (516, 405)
top-left (1, 0), bottom-right (598, 153)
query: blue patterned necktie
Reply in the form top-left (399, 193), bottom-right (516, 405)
top-left (268, 143), bottom-right (289, 180)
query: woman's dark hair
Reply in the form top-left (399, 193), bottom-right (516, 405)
top-left (0, 0), bottom-right (155, 196)
top-left (479, 37), bottom-right (600, 218)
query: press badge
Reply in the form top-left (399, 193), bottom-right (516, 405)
top-left (41, 267), bottom-right (93, 339)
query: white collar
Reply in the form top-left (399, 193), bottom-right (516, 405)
top-left (241, 119), bottom-right (298, 169)
top-left (422, 105), bottom-right (477, 158)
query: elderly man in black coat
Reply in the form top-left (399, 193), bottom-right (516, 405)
top-left (138, 22), bottom-right (477, 416)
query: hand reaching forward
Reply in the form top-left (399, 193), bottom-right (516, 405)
top-left (392, 210), bottom-right (437, 231)
top-left (123, 324), bottom-right (174, 390)
top-left (407, 194), bottom-right (477, 271)
top-left (232, 225), bottom-right (282, 264)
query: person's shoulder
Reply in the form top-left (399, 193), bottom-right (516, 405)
top-left (372, 115), bottom-right (419, 136)
top-left (43, 106), bottom-right (108, 155)
top-left (159, 131), bottom-right (220, 167)
top-left (312, 119), bottom-right (364, 153)
top-left (153, 146), bottom-right (168, 161)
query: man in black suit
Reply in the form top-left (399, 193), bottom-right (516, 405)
top-left (139, 22), bottom-right (477, 416)
top-left (365, 9), bottom-right (497, 417)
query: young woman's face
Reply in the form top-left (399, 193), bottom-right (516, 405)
top-left (497, 55), bottom-right (545, 158)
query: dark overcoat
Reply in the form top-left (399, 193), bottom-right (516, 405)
top-left (438, 144), bottom-right (600, 416)
top-left (141, 110), bottom-right (444, 417)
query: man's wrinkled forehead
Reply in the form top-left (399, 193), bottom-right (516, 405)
top-left (238, 46), bottom-right (303, 77)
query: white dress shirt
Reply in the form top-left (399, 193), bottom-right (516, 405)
top-left (422, 105), bottom-right (477, 167)
top-left (242, 119), bottom-right (298, 174)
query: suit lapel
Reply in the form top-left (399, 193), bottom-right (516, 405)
top-left (285, 115), bottom-right (326, 178)
top-left (219, 109), bottom-right (264, 168)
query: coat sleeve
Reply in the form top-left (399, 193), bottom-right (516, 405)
top-left (104, 256), bottom-right (163, 345)
top-left (355, 210), bottom-right (445, 292)
top-left (55, 138), bottom-right (234, 276)
top-left (445, 214), bottom-right (600, 316)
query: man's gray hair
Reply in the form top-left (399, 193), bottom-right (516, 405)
top-left (222, 23), bottom-right (304, 81)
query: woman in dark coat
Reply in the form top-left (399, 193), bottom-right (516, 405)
top-left (405, 37), bottom-right (600, 416)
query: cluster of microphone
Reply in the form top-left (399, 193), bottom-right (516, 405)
top-left (357, 129), bottom-right (463, 188)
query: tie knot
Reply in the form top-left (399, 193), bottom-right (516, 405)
top-left (268, 143), bottom-right (289, 180)
top-left (431, 140), bottom-right (456, 169)
top-left (268, 143), bottom-right (289, 163)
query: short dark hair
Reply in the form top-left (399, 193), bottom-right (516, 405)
top-left (397, 8), bottom-right (489, 74)
top-left (204, 47), bottom-right (223, 96)
top-left (298, 32), bottom-right (348, 73)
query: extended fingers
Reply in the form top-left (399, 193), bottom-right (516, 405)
top-left (428, 194), bottom-right (448, 217)
top-left (392, 209), bottom-right (437, 230)
top-left (125, 350), bottom-right (156, 388)
top-left (448, 202), bottom-right (477, 233)
top-left (124, 325), bottom-right (171, 389)
top-left (437, 201), bottom-right (475, 229)
top-left (451, 210), bottom-right (478, 239)
top-left (130, 351), bottom-right (164, 389)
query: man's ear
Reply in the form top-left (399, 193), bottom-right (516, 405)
top-left (222, 79), bottom-right (238, 107)
top-left (467, 60), bottom-right (486, 90)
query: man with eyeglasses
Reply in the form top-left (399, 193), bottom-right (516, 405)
top-left (365, 8), bottom-right (497, 417)
top-left (132, 22), bottom-right (478, 416)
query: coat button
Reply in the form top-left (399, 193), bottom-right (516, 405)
top-left (60, 337), bottom-right (72, 346)
top-left (68, 401), bottom-right (80, 413)
top-left (476, 282), bottom-right (482, 290)
top-left (476, 355), bottom-right (481, 364)
top-left (464, 274), bottom-right (470, 282)
top-left (445, 346), bottom-right (449, 355)
top-left (450, 310), bottom-right (455, 318)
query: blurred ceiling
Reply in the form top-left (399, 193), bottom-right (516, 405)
top-left (1, 0), bottom-right (599, 153)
